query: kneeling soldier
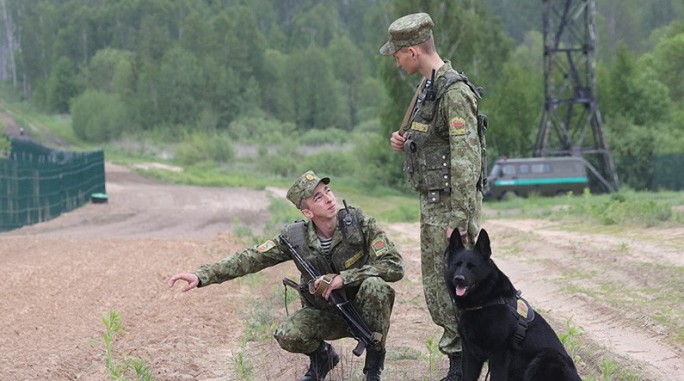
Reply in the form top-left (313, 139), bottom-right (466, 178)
top-left (168, 170), bottom-right (404, 380)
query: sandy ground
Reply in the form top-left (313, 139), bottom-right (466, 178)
top-left (1, 161), bottom-right (682, 381)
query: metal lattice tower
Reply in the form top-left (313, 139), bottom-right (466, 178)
top-left (535, 0), bottom-right (619, 192)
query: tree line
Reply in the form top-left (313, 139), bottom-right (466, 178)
top-left (0, 0), bottom-right (682, 191)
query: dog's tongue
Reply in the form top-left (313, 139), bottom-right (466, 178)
top-left (455, 285), bottom-right (467, 297)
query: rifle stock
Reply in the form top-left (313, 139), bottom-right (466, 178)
top-left (279, 234), bottom-right (381, 356)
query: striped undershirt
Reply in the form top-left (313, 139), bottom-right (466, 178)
top-left (319, 237), bottom-right (332, 254)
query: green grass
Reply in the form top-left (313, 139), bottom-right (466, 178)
top-left (0, 85), bottom-right (85, 148)
top-left (421, 337), bottom-right (441, 380)
top-left (555, 253), bottom-right (683, 347)
top-left (557, 318), bottom-right (646, 381)
top-left (326, 184), bottom-right (418, 224)
top-left (230, 343), bottom-right (254, 380)
top-left (387, 346), bottom-right (422, 361)
top-left (139, 162), bottom-right (289, 189)
top-left (100, 310), bottom-right (154, 381)
top-left (486, 188), bottom-right (684, 228)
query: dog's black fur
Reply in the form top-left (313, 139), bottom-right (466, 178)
top-left (444, 228), bottom-right (582, 381)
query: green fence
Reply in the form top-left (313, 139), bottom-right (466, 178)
top-left (0, 138), bottom-right (105, 231)
top-left (652, 155), bottom-right (684, 191)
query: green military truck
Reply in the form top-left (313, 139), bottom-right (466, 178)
top-left (485, 156), bottom-right (589, 200)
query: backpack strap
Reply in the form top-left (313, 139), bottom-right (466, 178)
top-left (399, 78), bottom-right (428, 136)
top-left (436, 71), bottom-right (483, 100)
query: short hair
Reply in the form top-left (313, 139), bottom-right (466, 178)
top-left (416, 36), bottom-right (435, 54)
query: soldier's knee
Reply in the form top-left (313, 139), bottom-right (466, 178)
top-left (273, 327), bottom-right (312, 354)
top-left (358, 277), bottom-right (395, 303)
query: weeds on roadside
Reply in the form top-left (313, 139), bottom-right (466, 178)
top-left (264, 198), bottom-right (303, 234)
top-left (558, 317), bottom-right (584, 366)
top-left (101, 309), bottom-right (154, 381)
top-left (387, 346), bottom-right (421, 361)
top-left (580, 356), bottom-right (642, 381)
top-left (421, 337), bottom-right (440, 380)
top-left (598, 358), bottom-right (639, 381)
top-left (488, 188), bottom-right (684, 228)
top-left (236, 283), bottom-right (284, 342)
top-left (570, 189), bottom-right (675, 226)
top-left (557, 318), bottom-right (649, 381)
top-left (231, 342), bottom-right (254, 381)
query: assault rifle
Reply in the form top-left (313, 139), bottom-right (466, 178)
top-left (279, 234), bottom-right (382, 356)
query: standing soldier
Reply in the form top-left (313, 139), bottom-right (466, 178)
top-left (380, 12), bottom-right (486, 381)
top-left (168, 170), bottom-right (404, 381)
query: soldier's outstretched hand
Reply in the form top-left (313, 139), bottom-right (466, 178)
top-left (168, 272), bottom-right (199, 292)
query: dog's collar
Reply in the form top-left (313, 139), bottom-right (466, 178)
top-left (463, 295), bottom-right (536, 321)
top-left (464, 296), bottom-right (511, 311)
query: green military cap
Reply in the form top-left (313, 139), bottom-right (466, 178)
top-left (287, 170), bottom-right (331, 209)
top-left (379, 12), bottom-right (434, 56)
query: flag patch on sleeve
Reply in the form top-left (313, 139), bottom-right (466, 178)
top-left (449, 116), bottom-right (466, 135)
top-left (372, 238), bottom-right (388, 254)
top-left (257, 240), bottom-right (276, 252)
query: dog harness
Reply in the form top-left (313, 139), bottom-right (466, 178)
top-left (464, 291), bottom-right (536, 349)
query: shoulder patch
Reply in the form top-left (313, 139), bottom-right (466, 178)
top-left (371, 238), bottom-right (389, 255)
top-left (449, 116), bottom-right (466, 135)
top-left (256, 240), bottom-right (276, 253)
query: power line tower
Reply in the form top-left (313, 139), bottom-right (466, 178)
top-left (535, 0), bottom-right (619, 192)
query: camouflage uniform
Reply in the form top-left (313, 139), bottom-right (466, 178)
top-left (409, 62), bottom-right (482, 356)
top-left (194, 197), bottom-right (403, 354)
top-left (380, 13), bottom-right (484, 357)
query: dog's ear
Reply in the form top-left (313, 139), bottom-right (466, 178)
top-left (475, 229), bottom-right (492, 259)
top-left (448, 228), bottom-right (465, 252)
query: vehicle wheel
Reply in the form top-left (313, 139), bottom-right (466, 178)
top-left (499, 191), bottom-right (517, 201)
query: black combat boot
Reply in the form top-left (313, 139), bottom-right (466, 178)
top-left (440, 353), bottom-right (462, 381)
top-left (363, 347), bottom-right (385, 381)
top-left (300, 342), bottom-right (339, 381)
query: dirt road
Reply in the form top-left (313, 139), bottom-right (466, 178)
top-left (0, 163), bottom-right (682, 380)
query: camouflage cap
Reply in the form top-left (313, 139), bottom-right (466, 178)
top-left (286, 170), bottom-right (331, 209)
top-left (379, 12), bottom-right (434, 56)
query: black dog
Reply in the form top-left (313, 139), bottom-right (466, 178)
top-left (444, 228), bottom-right (582, 381)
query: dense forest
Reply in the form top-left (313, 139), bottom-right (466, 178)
top-left (0, 0), bottom-right (683, 191)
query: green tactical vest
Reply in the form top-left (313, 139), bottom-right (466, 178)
top-left (283, 206), bottom-right (369, 310)
top-left (404, 70), bottom-right (488, 197)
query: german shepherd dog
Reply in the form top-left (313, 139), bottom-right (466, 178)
top-left (444, 228), bottom-right (582, 381)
